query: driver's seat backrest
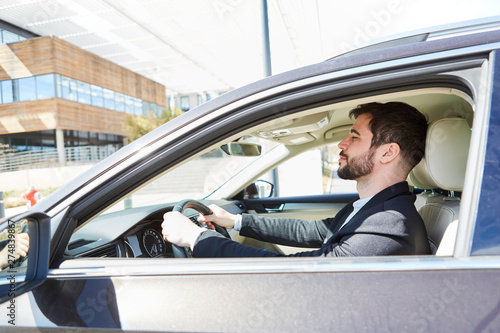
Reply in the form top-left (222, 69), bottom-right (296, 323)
top-left (408, 117), bottom-right (471, 254)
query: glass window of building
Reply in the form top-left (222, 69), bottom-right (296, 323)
top-left (91, 85), bottom-right (104, 108)
top-left (18, 77), bottom-right (37, 102)
top-left (125, 95), bottom-right (135, 114)
top-left (168, 96), bottom-right (177, 109)
top-left (11, 136), bottom-right (27, 152)
top-left (64, 130), bottom-right (78, 147)
top-left (12, 79), bottom-right (19, 102)
top-left (151, 103), bottom-right (158, 117)
top-left (115, 92), bottom-right (125, 112)
top-left (58, 76), bottom-right (77, 101)
top-left (1, 80), bottom-right (13, 103)
top-left (180, 96), bottom-right (190, 111)
top-left (78, 131), bottom-right (89, 146)
top-left (26, 132), bottom-right (42, 151)
top-left (1, 30), bottom-right (22, 44)
top-left (36, 74), bottom-right (56, 99)
top-left (98, 133), bottom-right (107, 143)
top-left (41, 130), bottom-right (55, 148)
top-left (103, 88), bottom-right (115, 110)
top-left (142, 101), bottom-right (150, 116)
top-left (115, 93), bottom-right (125, 112)
top-left (133, 97), bottom-right (143, 116)
top-left (89, 132), bottom-right (98, 145)
top-left (77, 81), bottom-right (91, 104)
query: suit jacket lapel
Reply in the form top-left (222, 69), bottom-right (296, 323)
top-left (324, 181), bottom-right (412, 244)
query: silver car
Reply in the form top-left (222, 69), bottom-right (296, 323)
top-left (2, 17), bottom-right (500, 332)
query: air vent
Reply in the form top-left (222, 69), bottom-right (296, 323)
top-left (87, 244), bottom-right (118, 258)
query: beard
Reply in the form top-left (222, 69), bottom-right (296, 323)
top-left (337, 148), bottom-right (375, 180)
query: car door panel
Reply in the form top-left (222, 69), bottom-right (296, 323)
top-left (22, 260), bottom-right (500, 332)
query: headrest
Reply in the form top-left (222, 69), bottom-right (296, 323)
top-left (408, 118), bottom-right (471, 191)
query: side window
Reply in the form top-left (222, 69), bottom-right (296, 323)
top-left (275, 144), bottom-right (356, 197)
top-left (470, 50), bottom-right (500, 255)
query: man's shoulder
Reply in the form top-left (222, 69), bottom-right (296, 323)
top-left (368, 181), bottom-right (416, 211)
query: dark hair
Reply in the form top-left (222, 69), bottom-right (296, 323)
top-left (349, 102), bottom-right (428, 171)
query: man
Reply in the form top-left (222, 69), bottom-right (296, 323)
top-left (162, 102), bottom-right (431, 257)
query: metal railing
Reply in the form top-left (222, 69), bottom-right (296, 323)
top-left (0, 146), bottom-right (118, 172)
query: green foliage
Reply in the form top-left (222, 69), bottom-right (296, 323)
top-left (124, 107), bottom-right (184, 142)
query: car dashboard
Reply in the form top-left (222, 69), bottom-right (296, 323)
top-left (65, 200), bottom-right (245, 258)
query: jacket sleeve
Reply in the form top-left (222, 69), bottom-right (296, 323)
top-left (239, 213), bottom-right (331, 248)
top-left (192, 210), bottom-right (418, 258)
top-left (293, 210), bottom-right (416, 257)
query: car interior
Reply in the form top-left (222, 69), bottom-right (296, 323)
top-left (65, 86), bottom-right (474, 260)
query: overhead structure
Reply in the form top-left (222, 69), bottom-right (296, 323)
top-left (0, 0), bottom-right (498, 94)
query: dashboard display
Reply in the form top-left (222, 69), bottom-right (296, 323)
top-left (142, 229), bottom-right (165, 257)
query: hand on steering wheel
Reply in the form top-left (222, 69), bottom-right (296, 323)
top-left (162, 200), bottom-right (230, 258)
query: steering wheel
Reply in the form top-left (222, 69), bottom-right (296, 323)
top-left (170, 200), bottom-right (230, 258)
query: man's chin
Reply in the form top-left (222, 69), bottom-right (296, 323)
top-left (337, 168), bottom-right (352, 180)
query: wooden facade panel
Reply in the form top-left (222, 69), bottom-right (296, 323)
top-left (0, 99), bottom-right (126, 136)
top-left (0, 99), bottom-right (58, 134)
top-left (5, 37), bottom-right (55, 78)
top-left (51, 37), bottom-right (165, 105)
top-left (56, 99), bottom-right (126, 136)
top-left (0, 36), bottom-right (165, 105)
top-left (0, 66), bottom-right (9, 80)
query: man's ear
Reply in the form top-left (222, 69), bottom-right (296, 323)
top-left (379, 143), bottom-right (400, 164)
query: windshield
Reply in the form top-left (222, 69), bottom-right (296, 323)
top-left (101, 136), bottom-right (280, 214)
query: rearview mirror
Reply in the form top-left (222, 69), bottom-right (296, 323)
top-left (220, 142), bottom-right (262, 156)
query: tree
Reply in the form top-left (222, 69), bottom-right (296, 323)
top-left (124, 107), bottom-right (184, 142)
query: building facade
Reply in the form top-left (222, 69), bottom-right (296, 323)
top-left (0, 30), bottom-right (166, 164)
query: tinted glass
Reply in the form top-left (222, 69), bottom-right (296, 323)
top-left (1, 80), bottom-right (13, 103)
top-left (91, 85), bottom-right (104, 108)
top-left (134, 97), bottom-right (142, 116)
top-left (180, 96), bottom-right (190, 111)
top-left (103, 89), bottom-right (115, 110)
top-left (36, 74), bottom-right (56, 99)
top-left (60, 76), bottom-right (77, 101)
top-left (77, 81), bottom-right (91, 104)
top-left (125, 95), bottom-right (135, 114)
top-left (471, 50), bottom-right (500, 255)
top-left (18, 77), bottom-right (36, 102)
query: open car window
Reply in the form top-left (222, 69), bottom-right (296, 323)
top-left (65, 81), bottom-right (477, 260)
top-left (100, 137), bottom-right (280, 215)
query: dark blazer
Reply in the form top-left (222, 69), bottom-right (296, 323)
top-left (193, 182), bottom-right (431, 257)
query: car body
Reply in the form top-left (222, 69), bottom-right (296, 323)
top-left (1, 17), bottom-right (500, 332)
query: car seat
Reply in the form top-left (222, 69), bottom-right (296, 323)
top-left (408, 117), bottom-right (471, 255)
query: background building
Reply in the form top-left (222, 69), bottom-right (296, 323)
top-left (0, 21), bottom-right (166, 167)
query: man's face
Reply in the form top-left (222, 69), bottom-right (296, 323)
top-left (337, 114), bottom-right (376, 180)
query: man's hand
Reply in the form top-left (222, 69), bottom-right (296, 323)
top-left (0, 233), bottom-right (30, 270)
top-left (197, 204), bottom-right (237, 230)
top-left (162, 212), bottom-right (205, 250)
top-left (14, 233), bottom-right (29, 259)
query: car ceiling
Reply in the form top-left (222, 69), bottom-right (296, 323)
top-left (249, 87), bottom-right (474, 149)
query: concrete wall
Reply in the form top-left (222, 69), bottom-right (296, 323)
top-left (0, 164), bottom-right (94, 192)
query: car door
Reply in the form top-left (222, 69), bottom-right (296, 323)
top-left (2, 32), bottom-right (500, 332)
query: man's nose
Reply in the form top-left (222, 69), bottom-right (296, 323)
top-left (338, 137), bottom-right (349, 151)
